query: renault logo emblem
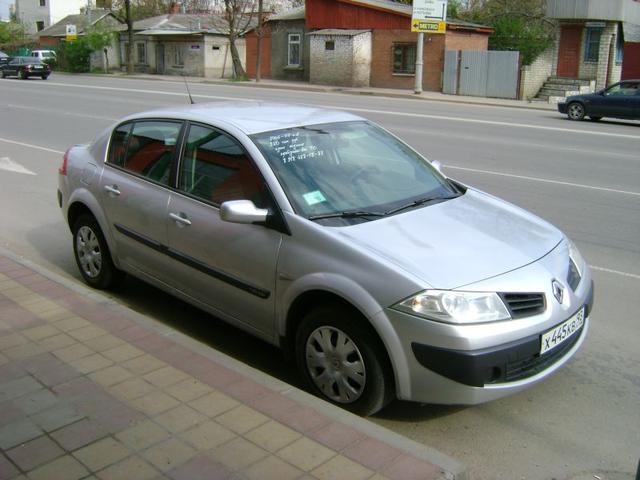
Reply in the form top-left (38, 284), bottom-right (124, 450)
top-left (552, 280), bottom-right (564, 304)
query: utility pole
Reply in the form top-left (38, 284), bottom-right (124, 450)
top-left (255, 0), bottom-right (263, 82)
top-left (414, 33), bottom-right (423, 94)
top-left (125, 0), bottom-right (133, 74)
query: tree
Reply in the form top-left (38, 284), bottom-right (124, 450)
top-left (222, 0), bottom-right (255, 79)
top-left (460, 0), bottom-right (554, 65)
top-left (0, 21), bottom-right (26, 46)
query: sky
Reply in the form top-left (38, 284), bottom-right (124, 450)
top-left (0, 0), bottom-right (14, 22)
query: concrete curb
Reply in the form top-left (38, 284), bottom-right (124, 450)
top-left (0, 245), bottom-right (468, 480)
top-left (57, 71), bottom-right (556, 113)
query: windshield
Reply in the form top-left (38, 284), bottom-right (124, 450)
top-left (252, 121), bottom-right (459, 225)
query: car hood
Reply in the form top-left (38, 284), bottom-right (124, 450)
top-left (336, 189), bottom-right (563, 290)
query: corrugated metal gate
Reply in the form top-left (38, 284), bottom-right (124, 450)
top-left (443, 50), bottom-right (520, 99)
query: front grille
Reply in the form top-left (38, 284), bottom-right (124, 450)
top-left (503, 323), bottom-right (584, 382)
top-left (500, 293), bottom-right (546, 319)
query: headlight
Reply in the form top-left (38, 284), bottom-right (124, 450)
top-left (566, 238), bottom-right (585, 290)
top-left (392, 290), bottom-right (511, 324)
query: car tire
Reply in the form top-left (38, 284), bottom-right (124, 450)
top-left (567, 102), bottom-right (586, 121)
top-left (295, 304), bottom-right (395, 416)
top-left (72, 214), bottom-right (123, 290)
top-left (41, 75), bottom-right (48, 80)
top-left (588, 116), bottom-right (602, 121)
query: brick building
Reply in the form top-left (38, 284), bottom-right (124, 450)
top-left (246, 0), bottom-right (492, 91)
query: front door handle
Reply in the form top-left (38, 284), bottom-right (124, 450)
top-left (104, 185), bottom-right (121, 196)
top-left (169, 212), bottom-right (192, 227)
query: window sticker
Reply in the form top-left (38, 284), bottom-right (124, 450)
top-left (303, 190), bottom-right (327, 206)
top-left (266, 132), bottom-right (325, 164)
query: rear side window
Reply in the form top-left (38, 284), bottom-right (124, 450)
top-left (178, 124), bottom-right (270, 208)
top-left (108, 120), bottom-right (182, 185)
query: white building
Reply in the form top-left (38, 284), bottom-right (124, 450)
top-left (15, 0), bottom-right (86, 33)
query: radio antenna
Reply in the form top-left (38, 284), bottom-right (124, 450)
top-left (182, 74), bottom-right (195, 104)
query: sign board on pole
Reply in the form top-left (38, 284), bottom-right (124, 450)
top-left (411, 0), bottom-right (447, 33)
top-left (65, 24), bottom-right (77, 41)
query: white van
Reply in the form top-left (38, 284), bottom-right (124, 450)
top-left (31, 50), bottom-right (57, 60)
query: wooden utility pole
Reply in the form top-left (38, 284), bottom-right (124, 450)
top-left (125, 0), bottom-right (133, 74)
top-left (255, 0), bottom-right (263, 82)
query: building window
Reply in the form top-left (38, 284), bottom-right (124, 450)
top-left (36, 21), bottom-right (45, 31)
top-left (288, 33), bottom-right (301, 67)
top-left (136, 42), bottom-right (146, 64)
top-left (39, 0), bottom-right (46, 6)
top-left (325, 40), bottom-right (335, 51)
top-left (393, 43), bottom-right (416, 74)
top-left (584, 27), bottom-right (602, 63)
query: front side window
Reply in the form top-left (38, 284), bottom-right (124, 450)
top-left (605, 81), bottom-right (640, 96)
top-left (288, 33), bottom-right (301, 67)
top-left (136, 42), bottom-right (146, 64)
top-left (178, 124), bottom-right (270, 208)
top-left (584, 27), bottom-right (602, 63)
top-left (108, 120), bottom-right (182, 185)
top-left (393, 43), bottom-right (416, 74)
top-left (252, 121), bottom-right (458, 224)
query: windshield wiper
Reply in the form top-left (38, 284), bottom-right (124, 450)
top-left (384, 194), bottom-right (460, 216)
top-left (308, 210), bottom-right (385, 221)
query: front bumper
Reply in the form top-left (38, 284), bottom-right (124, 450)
top-left (558, 102), bottom-right (568, 114)
top-left (411, 280), bottom-right (593, 388)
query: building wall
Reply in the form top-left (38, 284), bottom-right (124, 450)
top-left (16, 0), bottom-right (85, 33)
top-left (444, 30), bottom-right (488, 50)
top-left (306, 0), bottom-right (409, 30)
top-left (204, 36), bottom-right (246, 78)
top-left (90, 36), bottom-right (122, 72)
top-left (370, 29), bottom-right (444, 91)
top-left (245, 25), bottom-right (272, 79)
top-left (310, 33), bottom-right (372, 87)
top-left (622, 42), bottom-right (640, 79)
top-left (577, 21), bottom-right (620, 88)
top-left (520, 46), bottom-right (554, 99)
top-left (269, 20), bottom-right (310, 81)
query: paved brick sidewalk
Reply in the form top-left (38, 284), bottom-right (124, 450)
top-left (0, 254), bottom-right (461, 480)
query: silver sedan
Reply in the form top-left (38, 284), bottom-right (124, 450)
top-left (57, 102), bottom-right (593, 415)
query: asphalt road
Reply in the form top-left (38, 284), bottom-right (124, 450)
top-left (1, 74), bottom-right (639, 480)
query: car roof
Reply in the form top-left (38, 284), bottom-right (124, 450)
top-left (0, 51), bottom-right (7, 58)
top-left (123, 102), bottom-right (365, 135)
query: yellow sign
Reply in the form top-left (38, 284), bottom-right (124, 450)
top-left (66, 24), bottom-right (77, 42)
top-left (411, 20), bottom-right (446, 33)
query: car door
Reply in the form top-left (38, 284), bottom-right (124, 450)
top-left (5, 58), bottom-right (20, 76)
top-left (99, 119), bottom-right (184, 283)
top-left (633, 88), bottom-right (640, 118)
top-left (597, 82), bottom-right (636, 118)
top-left (165, 123), bottom-right (282, 337)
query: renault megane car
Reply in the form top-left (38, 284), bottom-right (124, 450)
top-left (57, 103), bottom-right (594, 415)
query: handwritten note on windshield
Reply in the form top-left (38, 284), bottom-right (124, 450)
top-left (267, 132), bottom-right (325, 164)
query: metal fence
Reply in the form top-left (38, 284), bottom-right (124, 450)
top-left (443, 50), bottom-right (520, 99)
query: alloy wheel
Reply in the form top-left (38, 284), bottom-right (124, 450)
top-left (305, 326), bottom-right (366, 403)
top-left (76, 226), bottom-right (102, 278)
top-left (568, 103), bottom-right (585, 120)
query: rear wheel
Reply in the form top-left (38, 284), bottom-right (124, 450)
top-left (567, 102), bottom-right (585, 121)
top-left (73, 214), bottom-right (123, 289)
top-left (295, 304), bottom-right (395, 416)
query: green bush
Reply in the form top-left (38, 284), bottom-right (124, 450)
top-left (56, 30), bottom-right (113, 73)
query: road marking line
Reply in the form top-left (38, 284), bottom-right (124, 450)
top-left (590, 266), bottom-right (640, 280)
top-left (0, 137), bottom-right (64, 154)
top-left (444, 165), bottom-right (640, 197)
top-left (6, 104), bottom-right (117, 121)
top-left (0, 157), bottom-right (37, 175)
top-left (6, 80), bottom-right (640, 140)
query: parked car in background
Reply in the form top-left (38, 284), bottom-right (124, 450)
top-left (1, 57), bottom-right (51, 80)
top-left (58, 103), bottom-right (594, 415)
top-left (0, 51), bottom-right (9, 66)
top-left (558, 80), bottom-right (640, 121)
top-left (30, 49), bottom-right (57, 61)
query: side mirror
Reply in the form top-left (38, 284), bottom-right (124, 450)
top-left (431, 160), bottom-right (444, 174)
top-left (220, 200), bottom-right (269, 224)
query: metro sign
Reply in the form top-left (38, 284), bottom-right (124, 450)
top-left (411, 0), bottom-right (447, 33)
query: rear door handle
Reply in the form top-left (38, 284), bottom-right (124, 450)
top-left (104, 185), bottom-right (121, 196)
top-left (169, 212), bottom-right (192, 227)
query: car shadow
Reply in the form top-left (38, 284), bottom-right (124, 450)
top-left (375, 400), bottom-right (467, 421)
top-left (546, 114), bottom-right (640, 127)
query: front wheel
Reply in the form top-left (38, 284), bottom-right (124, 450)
top-left (295, 305), bottom-right (395, 416)
top-left (73, 214), bottom-right (123, 289)
top-left (567, 102), bottom-right (585, 121)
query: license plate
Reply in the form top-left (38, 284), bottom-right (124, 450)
top-left (540, 307), bottom-right (584, 355)
top-left (33, 66), bottom-right (42, 69)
